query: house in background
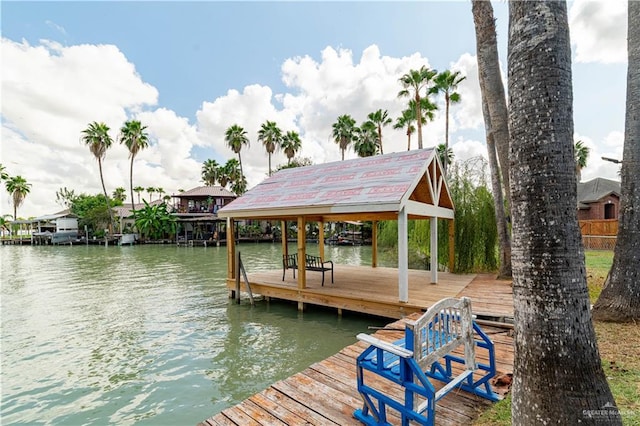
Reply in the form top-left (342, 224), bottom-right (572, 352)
top-left (31, 210), bottom-right (79, 244)
top-left (171, 186), bottom-right (237, 243)
top-left (577, 177), bottom-right (621, 220)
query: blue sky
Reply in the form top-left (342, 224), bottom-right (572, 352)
top-left (1, 1), bottom-right (628, 217)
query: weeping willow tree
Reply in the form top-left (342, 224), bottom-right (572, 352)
top-left (378, 157), bottom-right (498, 272)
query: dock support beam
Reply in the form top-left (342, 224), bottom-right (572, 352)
top-left (297, 216), bottom-right (306, 290)
top-left (227, 217), bottom-right (236, 298)
top-left (318, 220), bottom-right (325, 260)
top-left (448, 219), bottom-right (455, 272)
top-left (430, 217), bottom-right (438, 284)
top-left (372, 220), bottom-right (378, 268)
top-left (398, 207), bottom-right (409, 303)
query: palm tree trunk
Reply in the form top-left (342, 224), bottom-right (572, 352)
top-left (98, 158), bottom-right (116, 234)
top-left (473, 0), bottom-right (511, 210)
top-left (377, 125), bottom-right (384, 155)
top-left (444, 97), bottom-right (450, 175)
top-left (268, 153), bottom-right (272, 176)
top-left (238, 154), bottom-right (244, 178)
top-left (129, 157), bottom-right (136, 212)
top-left (508, 2), bottom-right (618, 423)
top-left (592, 1), bottom-right (640, 322)
top-left (415, 94), bottom-right (423, 149)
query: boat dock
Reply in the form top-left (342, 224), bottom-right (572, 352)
top-left (202, 275), bottom-right (514, 425)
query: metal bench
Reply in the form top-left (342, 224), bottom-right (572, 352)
top-left (282, 253), bottom-right (334, 286)
top-left (354, 297), bottom-right (500, 425)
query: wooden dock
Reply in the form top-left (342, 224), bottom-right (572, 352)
top-left (205, 274), bottom-right (513, 426)
top-left (231, 266), bottom-right (514, 320)
top-left (199, 308), bottom-right (514, 426)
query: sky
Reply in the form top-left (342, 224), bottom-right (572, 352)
top-left (0, 0), bottom-right (628, 218)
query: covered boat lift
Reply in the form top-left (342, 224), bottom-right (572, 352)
top-left (217, 148), bottom-right (455, 312)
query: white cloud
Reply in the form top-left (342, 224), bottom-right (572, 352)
top-left (1, 37), bottom-right (159, 217)
top-left (577, 131), bottom-right (624, 183)
top-left (569, 0), bottom-right (627, 64)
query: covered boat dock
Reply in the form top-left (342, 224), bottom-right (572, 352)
top-left (217, 149), bottom-right (464, 317)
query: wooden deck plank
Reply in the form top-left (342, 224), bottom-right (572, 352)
top-left (205, 275), bottom-right (516, 425)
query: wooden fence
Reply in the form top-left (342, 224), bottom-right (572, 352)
top-left (579, 219), bottom-right (618, 250)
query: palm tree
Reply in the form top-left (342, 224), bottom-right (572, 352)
top-left (354, 123), bottom-right (379, 157)
top-left (156, 187), bottom-right (165, 201)
top-left (112, 187), bottom-right (127, 203)
top-left (118, 120), bottom-right (149, 213)
top-left (4, 175), bottom-right (31, 221)
top-left (431, 70), bottom-right (466, 174)
top-left (225, 124), bottom-right (249, 177)
top-left (398, 66), bottom-right (438, 149)
top-left (436, 143), bottom-right (454, 170)
top-left (367, 109), bottom-right (392, 155)
top-left (222, 159), bottom-right (243, 193)
top-left (202, 159), bottom-right (220, 186)
top-left (472, 0), bottom-right (512, 278)
top-left (0, 163), bottom-right (8, 181)
top-left (508, 2), bottom-right (616, 422)
top-left (592, 0), bottom-right (640, 323)
top-left (574, 140), bottom-right (589, 182)
top-left (146, 186), bottom-right (155, 202)
top-left (0, 214), bottom-right (12, 238)
top-left (258, 121), bottom-right (283, 176)
top-left (332, 114), bottom-right (357, 160)
top-left (281, 131), bottom-right (302, 164)
top-left (394, 109), bottom-right (417, 151)
top-left (81, 121), bottom-right (116, 232)
top-left (134, 186), bottom-right (144, 204)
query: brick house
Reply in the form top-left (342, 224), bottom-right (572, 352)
top-left (576, 177), bottom-right (621, 221)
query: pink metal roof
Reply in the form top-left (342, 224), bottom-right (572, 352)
top-left (219, 149), bottom-right (445, 216)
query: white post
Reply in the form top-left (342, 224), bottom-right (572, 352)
top-left (430, 217), bottom-right (438, 284)
top-left (398, 207), bottom-right (409, 302)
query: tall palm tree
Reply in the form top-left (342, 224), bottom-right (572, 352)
top-left (156, 187), bottom-right (165, 201)
top-left (398, 66), bottom-right (438, 149)
top-left (146, 186), bottom-right (155, 202)
top-left (332, 114), bottom-right (357, 160)
top-left (134, 186), bottom-right (144, 204)
top-left (258, 120), bottom-right (283, 176)
top-left (81, 121), bottom-right (116, 232)
top-left (202, 159), bottom-right (220, 186)
top-left (4, 175), bottom-right (31, 220)
top-left (508, 2), bottom-right (616, 422)
top-left (431, 70), bottom-right (466, 174)
top-left (394, 109), bottom-right (417, 151)
top-left (281, 131), bottom-right (302, 164)
top-left (574, 140), bottom-right (589, 182)
top-left (354, 123), bottom-right (379, 157)
top-left (592, 0), bottom-right (640, 322)
top-left (118, 120), bottom-right (149, 213)
top-left (112, 187), bottom-right (127, 203)
top-left (472, 0), bottom-right (512, 279)
top-left (225, 124), bottom-right (249, 177)
top-left (367, 109), bottom-right (392, 155)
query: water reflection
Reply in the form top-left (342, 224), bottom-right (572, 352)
top-left (0, 244), bottom-right (386, 425)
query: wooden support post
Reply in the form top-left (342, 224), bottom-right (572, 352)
top-left (227, 218), bottom-right (236, 298)
top-left (235, 250), bottom-right (241, 304)
top-left (281, 220), bottom-right (287, 257)
top-left (430, 217), bottom-right (438, 284)
top-left (318, 220), bottom-right (325, 261)
top-left (448, 219), bottom-right (455, 272)
top-left (372, 220), bottom-right (378, 268)
top-left (297, 216), bottom-right (306, 290)
top-left (398, 208), bottom-right (409, 302)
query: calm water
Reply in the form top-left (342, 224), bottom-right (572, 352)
top-left (1, 243), bottom-right (390, 425)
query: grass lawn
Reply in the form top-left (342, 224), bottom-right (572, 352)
top-left (475, 250), bottom-right (640, 425)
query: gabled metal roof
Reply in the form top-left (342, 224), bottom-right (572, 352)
top-left (218, 148), bottom-right (454, 220)
top-left (173, 186), bottom-right (236, 198)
